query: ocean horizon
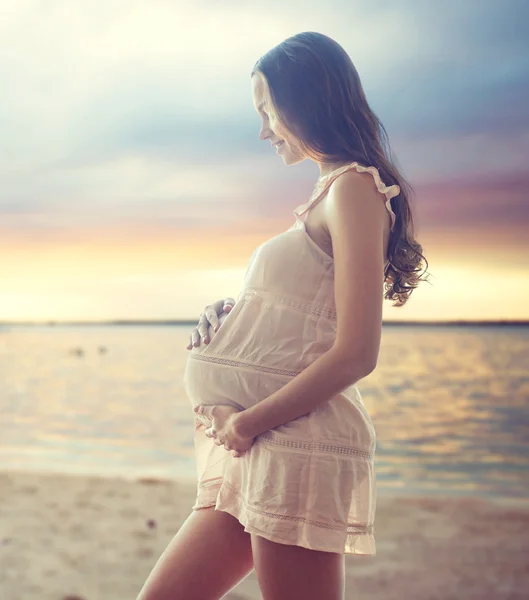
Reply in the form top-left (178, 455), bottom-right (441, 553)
top-left (1, 323), bottom-right (528, 501)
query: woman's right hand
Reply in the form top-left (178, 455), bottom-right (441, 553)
top-left (186, 297), bottom-right (236, 350)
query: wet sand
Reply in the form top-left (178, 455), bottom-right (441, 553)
top-left (0, 470), bottom-right (528, 599)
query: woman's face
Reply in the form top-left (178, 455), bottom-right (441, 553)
top-left (251, 73), bottom-right (306, 166)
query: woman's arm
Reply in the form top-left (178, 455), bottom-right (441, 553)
top-left (234, 344), bottom-right (374, 439)
top-left (234, 171), bottom-right (387, 439)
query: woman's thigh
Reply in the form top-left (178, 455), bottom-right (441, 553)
top-left (136, 506), bottom-right (254, 600)
top-left (251, 533), bottom-right (345, 600)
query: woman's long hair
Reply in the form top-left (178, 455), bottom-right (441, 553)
top-left (251, 32), bottom-right (431, 307)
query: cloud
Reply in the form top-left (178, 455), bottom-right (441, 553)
top-left (392, 130), bottom-right (529, 182)
top-left (368, 0), bottom-right (529, 137)
top-left (1, 0), bottom-right (528, 237)
top-left (414, 169), bottom-right (529, 231)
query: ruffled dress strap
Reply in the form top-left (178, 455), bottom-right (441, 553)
top-left (293, 162), bottom-right (400, 231)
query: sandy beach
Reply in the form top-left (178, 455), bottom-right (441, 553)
top-left (0, 470), bottom-right (528, 600)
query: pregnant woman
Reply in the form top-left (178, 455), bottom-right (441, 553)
top-left (138, 31), bottom-right (429, 600)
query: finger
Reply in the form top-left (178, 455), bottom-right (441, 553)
top-left (223, 297), bottom-right (236, 313)
top-left (192, 315), bottom-right (211, 345)
top-left (203, 305), bottom-right (220, 333)
top-left (189, 328), bottom-right (200, 348)
top-left (199, 405), bottom-right (216, 419)
top-left (214, 438), bottom-right (223, 446)
top-left (195, 405), bottom-right (214, 420)
top-left (196, 313), bottom-right (210, 344)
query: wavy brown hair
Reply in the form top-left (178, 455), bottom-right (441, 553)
top-left (251, 31), bottom-right (431, 307)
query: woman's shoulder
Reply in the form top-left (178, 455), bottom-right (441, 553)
top-left (322, 163), bottom-right (399, 233)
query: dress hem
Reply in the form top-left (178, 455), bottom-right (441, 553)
top-left (192, 476), bottom-right (376, 557)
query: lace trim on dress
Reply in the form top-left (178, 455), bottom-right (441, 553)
top-left (293, 161), bottom-right (400, 231)
top-left (258, 430), bottom-right (373, 460)
top-left (188, 353), bottom-right (301, 377)
top-left (242, 287), bottom-right (337, 321)
top-left (195, 478), bottom-right (374, 536)
top-left (197, 476), bottom-right (225, 489)
top-left (193, 427), bottom-right (373, 463)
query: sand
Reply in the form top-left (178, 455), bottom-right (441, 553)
top-left (0, 470), bottom-right (528, 600)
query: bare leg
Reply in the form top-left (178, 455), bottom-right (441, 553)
top-left (136, 506), bottom-right (254, 600)
top-left (251, 533), bottom-right (345, 600)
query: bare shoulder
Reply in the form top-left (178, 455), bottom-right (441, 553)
top-left (324, 169), bottom-right (386, 221)
top-left (322, 168), bottom-right (391, 258)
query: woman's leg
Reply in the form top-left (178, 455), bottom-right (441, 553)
top-left (251, 533), bottom-right (345, 600)
top-left (136, 506), bottom-right (254, 600)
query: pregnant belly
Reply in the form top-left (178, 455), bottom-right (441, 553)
top-left (183, 354), bottom-right (294, 411)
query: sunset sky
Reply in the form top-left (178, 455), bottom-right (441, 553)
top-left (1, 0), bottom-right (528, 323)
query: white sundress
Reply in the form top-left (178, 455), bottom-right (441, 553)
top-left (183, 161), bottom-right (400, 555)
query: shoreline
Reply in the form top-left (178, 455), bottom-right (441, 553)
top-left (1, 470), bottom-right (528, 599)
top-left (3, 466), bottom-right (527, 505)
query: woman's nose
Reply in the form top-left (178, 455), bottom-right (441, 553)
top-left (259, 127), bottom-right (271, 141)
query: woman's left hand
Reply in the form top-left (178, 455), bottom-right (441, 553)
top-left (194, 404), bottom-right (255, 458)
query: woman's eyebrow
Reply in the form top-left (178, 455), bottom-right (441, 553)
top-left (256, 101), bottom-right (266, 112)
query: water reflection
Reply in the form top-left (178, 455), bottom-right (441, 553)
top-left (0, 324), bottom-right (528, 499)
